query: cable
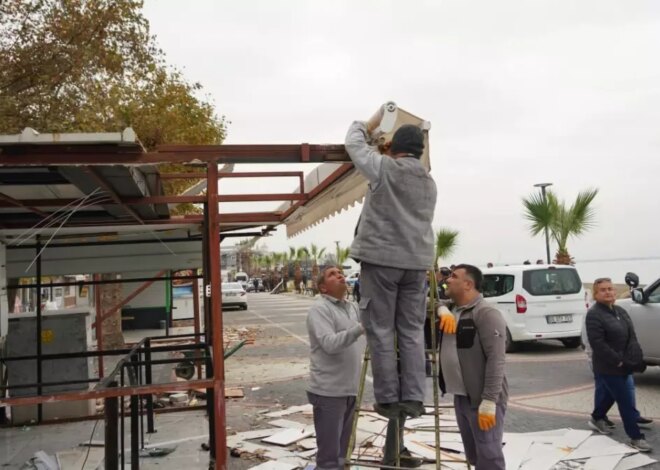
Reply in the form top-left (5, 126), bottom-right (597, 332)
top-left (80, 418), bottom-right (100, 470)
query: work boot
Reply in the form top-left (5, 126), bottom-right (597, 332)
top-left (381, 448), bottom-right (423, 469)
top-left (628, 438), bottom-right (652, 453)
top-left (588, 418), bottom-right (612, 435)
top-left (400, 401), bottom-right (424, 419)
top-left (374, 402), bottom-right (402, 420)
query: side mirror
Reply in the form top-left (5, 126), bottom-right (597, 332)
top-left (625, 272), bottom-right (640, 288)
top-left (632, 288), bottom-right (645, 304)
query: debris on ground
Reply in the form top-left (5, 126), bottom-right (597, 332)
top-left (224, 326), bottom-right (262, 345)
top-left (138, 446), bottom-right (177, 458)
top-left (226, 404), bottom-right (657, 470)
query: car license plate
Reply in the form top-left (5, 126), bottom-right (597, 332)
top-left (226, 292), bottom-right (236, 297)
top-left (547, 314), bottom-right (572, 324)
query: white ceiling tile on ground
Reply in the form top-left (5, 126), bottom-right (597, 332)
top-left (268, 419), bottom-right (308, 429)
top-left (583, 454), bottom-right (625, 470)
top-left (613, 453), bottom-right (658, 470)
top-left (502, 436), bottom-right (534, 470)
top-left (227, 428), bottom-right (284, 447)
top-left (553, 429), bottom-right (593, 450)
top-left (263, 428), bottom-right (315, 446)
top-left (298, 438), bottom-right (317, 450)
top-left (518, 442), bottom-right (569, 470)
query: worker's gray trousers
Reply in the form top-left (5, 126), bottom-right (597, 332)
top-left (307, 392), bottom-right (356, 470)
top-left (359, 262), bottom-right (427, 404)
top-left (454, 395), bottom-right (506, 470)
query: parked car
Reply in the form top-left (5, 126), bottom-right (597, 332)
top-left (618, 273), bottom-right (660, 366)
top-left (235, 272), bottom-right (249, 291)
top-left (481, 265), bottom-right (586, 352)
top-left (222, 282), bottom-right (248, 310)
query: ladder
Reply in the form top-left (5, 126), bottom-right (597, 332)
top-left (344, 276), bottom-right (471, 469)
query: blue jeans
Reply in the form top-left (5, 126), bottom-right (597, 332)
top-left (592, 374), bottom-right (643, 439)
top-left (595, 374), bottom-right (640, 421)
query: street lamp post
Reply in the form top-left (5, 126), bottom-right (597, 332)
top-left (534, 182), bottom-right (553, 264)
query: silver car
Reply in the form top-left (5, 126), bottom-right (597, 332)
top-left (618, 273), bottom-right (660, 366)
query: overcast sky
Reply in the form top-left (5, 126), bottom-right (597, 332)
top-left (142, 0), bottom-right (660, 267)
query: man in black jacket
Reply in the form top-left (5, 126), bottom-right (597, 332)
top-left (585, 278), bottom-right (651, 452)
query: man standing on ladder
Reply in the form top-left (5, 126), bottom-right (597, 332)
top-left (438, 264), bottom-right (508, 470)
top-left (345, 117), bottom-right (437, 419)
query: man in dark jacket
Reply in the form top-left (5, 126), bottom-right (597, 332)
top-left (586, 277), bottom-right (651, 452)
top-left (345, 119), bottom-right (437, 419)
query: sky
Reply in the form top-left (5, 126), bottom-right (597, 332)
top-left (142, 0), bottom-right (660, 268)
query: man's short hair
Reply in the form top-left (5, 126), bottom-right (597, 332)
top-left (453, 264), bottom-right (483, 292)
top-left (317, 266), bottom-right (337, 290)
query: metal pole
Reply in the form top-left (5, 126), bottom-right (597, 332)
top-left (542, 186), bottom-right (551, 264)
top-left (144, 338), bottom-right (155, 434)
top-left (35, 236), bottom-right (43, 423)
top-left (94, 274), bottom-right (104, 378)
top-left (193, 277), bottom-right (202, 379)
top-left (207, 162), bottom-right (227, 469)
top-left (130, 357), bottom-right (140, 470)
top-left (104, 384), bottom-right (119, 470)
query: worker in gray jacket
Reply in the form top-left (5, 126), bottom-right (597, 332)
top-left (345, 120), bottom-right (437, 419)
top-left (437, 264), bottom-right (508, 470)
top-left (307, 266), bottom-right (365, 470)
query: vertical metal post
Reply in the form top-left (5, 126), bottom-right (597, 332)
top-left (130, 356), bottom-right (140, 470)
top-left (144, 338), bottom-right (155, 434)
top-left (94, 273), bottom-right (104, 378)
top-left (104, 383), bottom-right (119, 470)
top-left (35, 236), bottom-right (43, 423)
top-left (193, 276), bottom-right (202, 379)
top-left (165, 272), bottom-right (171, 337)
top-left (207, 162), bottom-right (227, 469)
top-left (205, 348), bottom-right (216, 462)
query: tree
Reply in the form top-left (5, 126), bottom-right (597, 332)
top-left (522, 188), bottom-right (598, 265)
top-left (294, 247), bottom-right (309, 292)
top-left (307, 244), bottom-right (326, 293)
top-left (337, 246), bottom-right (351, 269)
top-left (434, 228), bottom-right (459, 269)
top-left (0, 1), bottom-right (227, 347)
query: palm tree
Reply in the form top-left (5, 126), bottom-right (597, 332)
top-left (337, 247), bottom-right (351, 269)
top-left (308, 243), bottom-right (327, 293)
top-left (434, 228), bottom-right (459, 269)
top-left (280, 250), bottom-right (291, 292)
top-left (522, 188), bottom-right (598, 265)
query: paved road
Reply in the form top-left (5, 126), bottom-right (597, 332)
top-left (226, 292), bottom-right (660, 467)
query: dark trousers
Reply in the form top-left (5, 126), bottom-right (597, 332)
top-left (307, 392), bottom-right (356, 470)
top-left (595, 373), bottom-right (641, 421)
top-left (454, 395), bottom-right (506, 470)
top-left (592, 374), bottom-right (643, 439)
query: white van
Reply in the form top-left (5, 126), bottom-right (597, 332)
top-left (481, 265), bottom-right (586, 352)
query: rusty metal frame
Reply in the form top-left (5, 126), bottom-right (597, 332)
top-left (0, 142), bottom-right (356, 470)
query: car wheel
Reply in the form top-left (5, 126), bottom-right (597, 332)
top-left (561, 337), bottom-right (582, 349)
top-left (505, 328), bottom-right (519, 353)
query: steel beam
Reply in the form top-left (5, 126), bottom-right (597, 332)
top-left (0, 192), bottom-right (48, 217)
top-left (0, 379), bottom-right (215, 406)
top-left (0, 144), bottom-right (348, 165)
top-left (85, 167), bottom-right (143, 223)
top-left (207, 162), bottom-right (227, 469)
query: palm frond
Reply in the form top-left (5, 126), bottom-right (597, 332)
top-left (435, 228), bottom-right (459, 263)
top-left (522, 191), bottom-right (555, 236)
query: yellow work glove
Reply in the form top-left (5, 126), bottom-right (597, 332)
top-left (438, 306), bottom-right (457, 334)
top-left (478, 399), bottom-right (497, 431)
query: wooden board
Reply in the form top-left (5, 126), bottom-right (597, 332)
top-left (225, 387), bottom-right (244, 398)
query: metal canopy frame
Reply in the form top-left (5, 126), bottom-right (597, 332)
top-left (0, 137), bottom-right (352, 470)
